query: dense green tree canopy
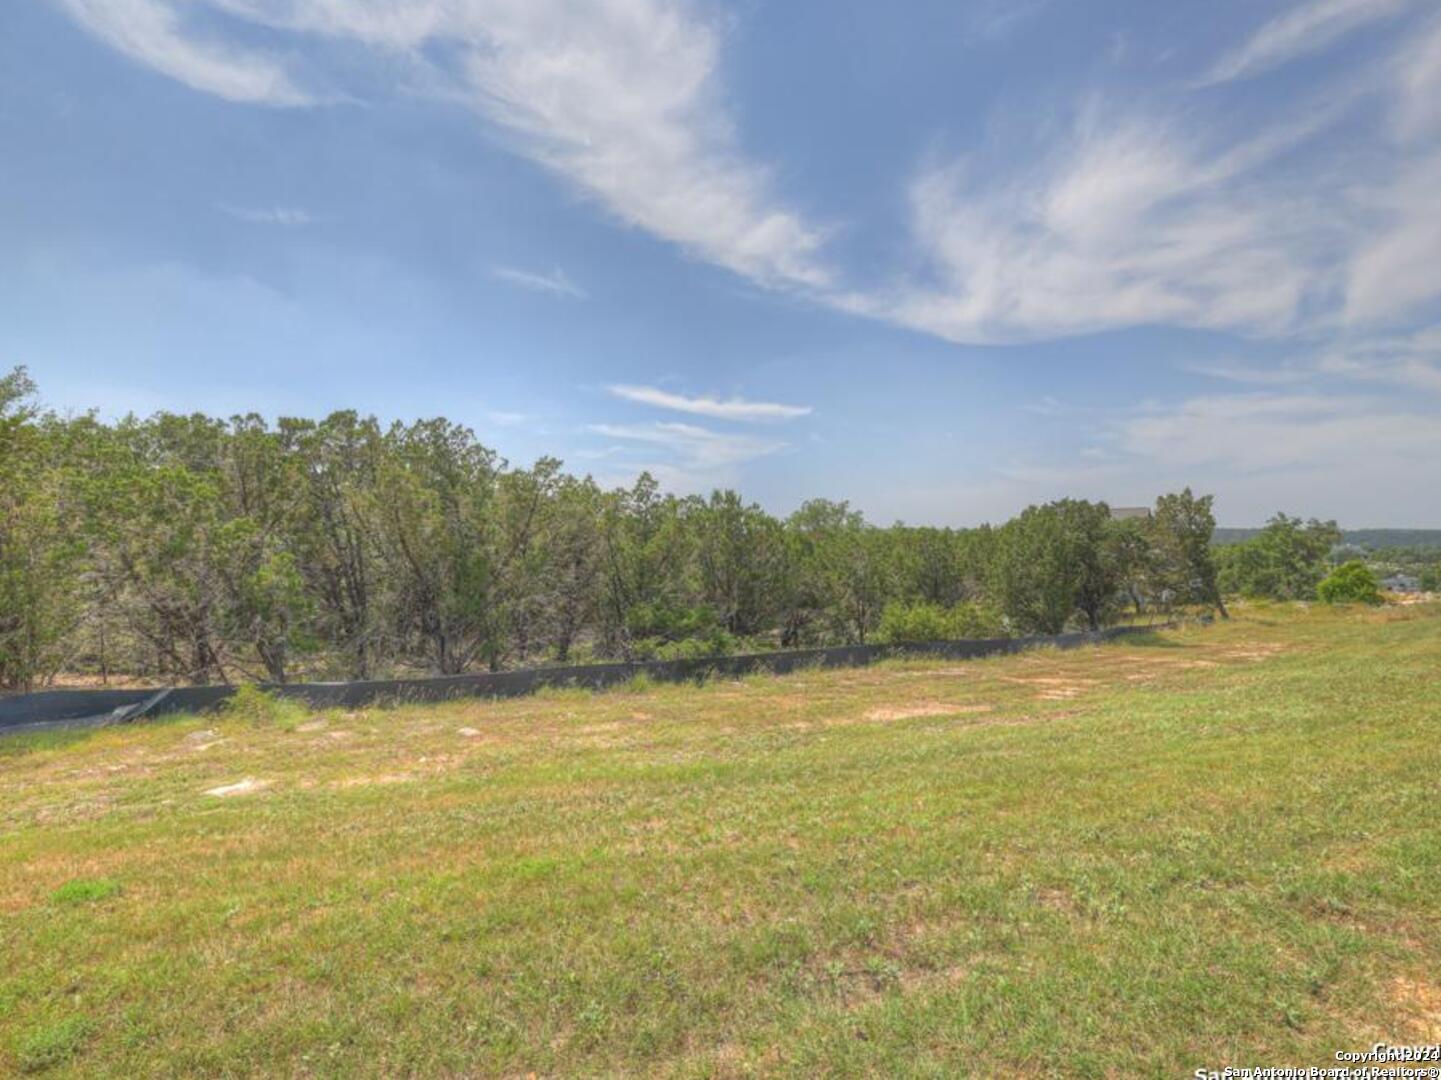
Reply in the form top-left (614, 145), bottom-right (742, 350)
top-left (1216, 514), bottom-right (1342, 601)
top-left (0, 367), bottom-right (1247, 690)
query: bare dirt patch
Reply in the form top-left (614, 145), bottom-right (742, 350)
top-left (864, 702), bottom-right (992, 722)
top-left (1001, 675), bottom-right (1100, 701)
top-left (183, 729), bottom-right (225, 751)
top-left (330, 774), bottom-right (416, 790)
top-left (1033, 886), bottom-right (1086, 921)
top-left (1391, 975), bottom-right (1441, 1040)
top-left (204, 778), bottom-right (269, 798)
top-left (1219, 644), bottom-right (1288, 662)
top-left (895, 667), bottom-right (976, 678)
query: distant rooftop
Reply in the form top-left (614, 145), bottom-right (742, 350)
top-left (1109, 506), bottom-right (1152, 521)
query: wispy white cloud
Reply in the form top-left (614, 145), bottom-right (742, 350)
top-left (1021, 396), bottom-right (1075, 416)
top-left (1186, 325), bottom-right (1441, 394)
top-left (180, 0), bottom-right (833, 292)
top-left (490, 265), bottom-right (585, 299)
top-left (484, 409), bottom-right (532, 427)
top-left (50, 0), bottom-right (1441, 362)
top-left (1344, 150), bottom-right (1441, 325)
top-left (846, 110), bottom-right (1347, 344)
top-left (217, 203), bottom-right (312, 226)
top-left (1391, 13), bottom-right (1441, 140)
top-left (607, 384), bottom-right (811, 421)
top-left (1200, 0), bottom-right (1415, 85)
top-left (1314, 326), bottom-right (1441, 393)
top-left (587, 421), bottom-right (787, 470)
top-left (1115, 391), bottom-right (1441, 485)
top-left (1184, 361), bottom-right (1313, 387)
top-left (55, 0), bottom-right (314, 105)
top-left (963, 0), bottom-right (1049, 44)
top-left (572, 445), bottom-right (627, 461)
top-left (964, 385), bottom-right (1441, 525)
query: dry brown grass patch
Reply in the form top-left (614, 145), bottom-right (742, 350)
top-left (328, 773), bottom-right (416, 789)
top-left (1390, 975), bottom-right (1441, 1040)
top-left (863, 702), bottom-right (992, 722)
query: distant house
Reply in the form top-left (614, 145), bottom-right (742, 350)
top-left (1109, 506), bottom-right (1151, 522)
top-left (1382, 574), bottom-right (1421, 593)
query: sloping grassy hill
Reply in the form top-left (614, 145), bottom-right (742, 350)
top-left (2, 605), bottom-right (1439, 1076)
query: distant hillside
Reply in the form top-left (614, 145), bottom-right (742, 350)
top-left (1214, 527), bottom-right (1441, 549)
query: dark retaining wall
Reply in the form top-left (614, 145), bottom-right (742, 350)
top-left (0, 624), bottom-right (1167, 735)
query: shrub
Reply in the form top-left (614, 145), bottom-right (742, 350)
top-left (874, 601), bottom-right (1005, 644)
top-left (650, 632), bottom-right (743, 661)
top-left (1316, 560), bottom-right (1383, 605)
top-left (875, 601), bottom-right (950, 643)
top-left (618, 671), bottom-right (656, 694)
top-left (220, 684), bottom-right (307, 728)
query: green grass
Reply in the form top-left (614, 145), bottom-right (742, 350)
top-left (2, 603), bottom-right (1439, 1076)
top-left (14, 1018), bottom-right (93, 1074)
top-left (49, 879), bottom-right (122, 906)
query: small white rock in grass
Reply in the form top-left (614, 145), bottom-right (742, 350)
top-left (457, 727), bottom-right (481, 738)
top-left (204, 778), bottom-right (269, 798)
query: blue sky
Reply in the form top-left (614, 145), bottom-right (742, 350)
top-left (3, 0), bottom-right (1439, 526)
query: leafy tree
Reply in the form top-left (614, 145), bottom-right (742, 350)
top-left (485, 458), bottom-right (564, 668)
top-left (994, 500), bottom-right (1121, 634)
top-left (1317, 561), bottom-right (1383, 605)
top-left (80, 447), bottom-right (231, 683)
top-left (691, 490), bottom-right (785, 636)
top-left (1108, 515), bottom-right (1155, 615)
top-left (993, 504), bottom-right (1077, 635)
top-left (891, 526), bottom-right (969, 607)
top-left (1150, 488), bottom-right (1227, 617)
top-left (213, 416), bottom-right (311, 682)
top-left (283, 412), bottom-right (385, 678)
top-left (786, 500), bottom-right (891, 643)
top-left (0, 369), bottom-right (85, 690)
top-left (1059, 499), bottom-right (1123, 631)
top-left (1217, 513), bottom-right (1341, 600)
top-left (535, 475), bottom-right (602, 662)
top-left (597, 475), bottom-right (693, 658)
top-left (1421, 564), bottom-right (1441, 593)
top-left (213, 518), bottom-right (311, 683)
top-left (369, 418), bottom-right (499, 674)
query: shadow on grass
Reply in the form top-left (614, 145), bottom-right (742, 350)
top-left (0, 711), bottom-right (197, 756)
top-left (1117, 630), bottom-right (1189, 649)
top-left (0, 726), bottom-right (102, 757)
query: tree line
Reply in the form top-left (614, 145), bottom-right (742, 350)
top-left (2, 367), bottom-right (1231, 691)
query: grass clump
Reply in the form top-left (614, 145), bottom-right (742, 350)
top-left (50, 878), bottom-right (121, 905)
top-left (15, 1017), bottom-right (93, 1074)
top-left (532, 683), bottom-right (595, 703)
top-left (219, 684), bottom-right (308, 729)
top-left (616, 671), bottom-right (657, 694)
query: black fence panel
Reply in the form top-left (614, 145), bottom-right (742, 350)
top-left (0, 624), bottom-right (1168, 735)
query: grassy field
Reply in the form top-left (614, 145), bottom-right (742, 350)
top-left (2, 604), bottom-right (1439, 1076)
